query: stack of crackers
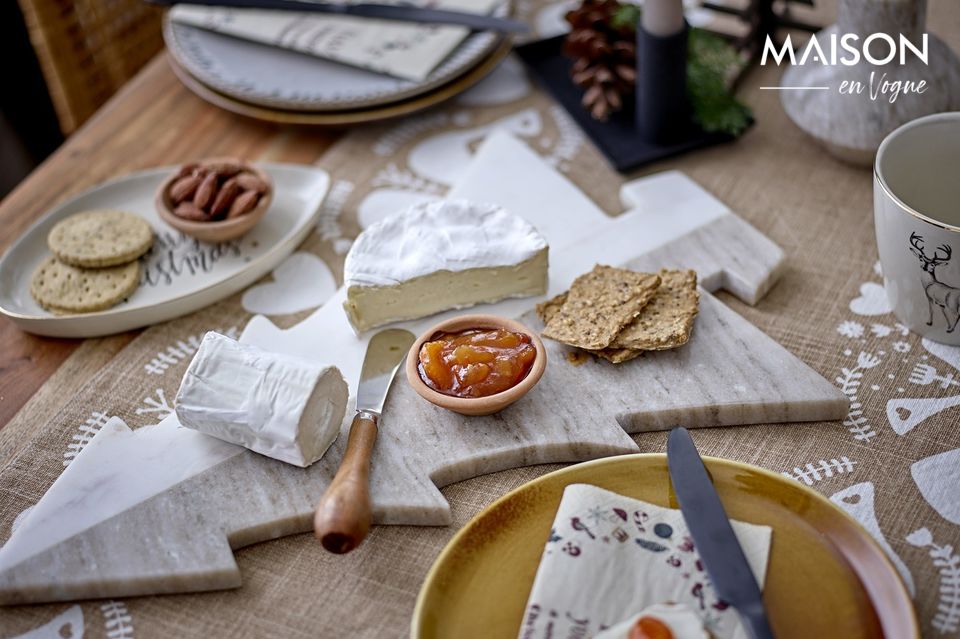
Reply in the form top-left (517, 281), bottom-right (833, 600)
top-left (31, 209), bottom-right (154, 314)
top-left (537, 265), bottom-right (700, 363)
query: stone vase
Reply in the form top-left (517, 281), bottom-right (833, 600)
top-left (780, 0), bottom-right (960, 165)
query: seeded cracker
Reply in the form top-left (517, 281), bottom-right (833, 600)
top-left (592, 347), bottom-right (645, 364)
top-left (48, 209), bottom-right (154, 268)
top-left (610, 269), bottom-right (699, 350)
top-left (542, 265), bottom-right (660, 350)
top-left (536, 292), bottom-right (567, 325)
top-left (30, 257), bottom-right (140, 313)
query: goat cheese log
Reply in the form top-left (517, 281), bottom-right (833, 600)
top-left (175, 332), bottom-right (348, 467)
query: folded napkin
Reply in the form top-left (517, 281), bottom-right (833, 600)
top-left (171, 0), bottom-right (501, 82)
top-left (518, 484), bottom-right (772, 639)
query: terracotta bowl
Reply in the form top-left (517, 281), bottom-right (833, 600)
top-left (155, 157), bottom-right (273, 243)
top-left (405, 314), bottom-right (547, 417)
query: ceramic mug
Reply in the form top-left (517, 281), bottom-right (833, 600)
top-left (874, 112), bottom-right (960, 345)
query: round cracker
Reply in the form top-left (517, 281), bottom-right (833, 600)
top-left (30, 257), bottom-right (140, 313)
top-left (48, 209), bottom-right (153, 267)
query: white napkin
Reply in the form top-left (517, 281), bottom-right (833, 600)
top-left (518, 484), bottom-right (773, 639)
top-left (170, 0), bottom-right (501, 82)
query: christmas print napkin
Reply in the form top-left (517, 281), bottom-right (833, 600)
top-left (517, 484), bottom-right (773, 639)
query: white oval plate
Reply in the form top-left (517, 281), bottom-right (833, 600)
top-left (162, 10), bottom-right (503, 112)
top-left (0, 164), bottom-right (330, 338)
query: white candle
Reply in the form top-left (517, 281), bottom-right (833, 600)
top-left (642, 0), bottom-right (685, 37)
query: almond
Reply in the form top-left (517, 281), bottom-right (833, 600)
top-left (169, 175), bottom-right (202, 203)
top-left (227, 190), bottom-right (260, 219)
top-left (177, 163), bottom-right (200, 179)
top-left (235, 172), bottom-right (268, 194)
top-left (210, 177), bottom-right (242, 219)
top-left (193, 172), bottom-right (218, 211)
top-left (174, 203), bottom-right (210, 221)
top-left (206, 162), bottom-right (242, 179)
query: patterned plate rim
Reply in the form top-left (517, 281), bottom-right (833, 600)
top-left (162, 6), bottom-right (507, 112)
top-left (165, 40), bottom-right (514, 126)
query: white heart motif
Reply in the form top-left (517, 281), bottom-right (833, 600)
top-left (242, 252), bottom-right (336, 316)
top-left (849, 282), bottom-right (892, 316)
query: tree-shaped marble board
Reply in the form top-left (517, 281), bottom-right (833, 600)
top-left (0, 132), bottom-right (848, 604)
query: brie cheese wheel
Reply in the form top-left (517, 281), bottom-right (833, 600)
top-left (595, 603), bottom-right (710, 639)
top-left (175, 332), bottom-right (348, 467)
top-left (343, 199), bottom-right (549, 332)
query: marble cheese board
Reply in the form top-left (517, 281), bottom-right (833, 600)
top-left (0, 132), bottom-right (848, 604)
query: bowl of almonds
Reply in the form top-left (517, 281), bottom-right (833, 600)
top-left (155, 158), bottom-right (272, 243)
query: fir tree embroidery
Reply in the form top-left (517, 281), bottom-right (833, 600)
top-left (907, 527), bottom-right (960, 633)
top-left (835, 351), bottom-right (882, 442)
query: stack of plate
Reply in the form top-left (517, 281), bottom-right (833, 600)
top-left (162, 8), bottom-right (514, 126)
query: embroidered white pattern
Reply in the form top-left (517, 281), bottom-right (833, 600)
top-left (64, 411), bottom-right (113, 467)
top-left (135, 389), bottom-right (174, 425)
top-left (144, 327), bottom-right (237, 375)
top-left (835, 352), bottom-right (882, 442)
top-left (372, 112), bottom-right (450, 157)
top-left (371, 163), bottom-right (444, 195)
top-left (837, 320), bottom-right (865, 338)
top-left (782, 457), bottom-right (857, 485)
top-left (316, 179), bottom-right (354, 254)
top-left (906, 528), bottom-right (960, 634)
top-left (101, 600), bottom-right (134, 639)
top-left (544, 105), bottom-right (584, 171)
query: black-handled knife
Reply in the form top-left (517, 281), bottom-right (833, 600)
top-left (148, 0), bottom-right (530, 33)
top-left (666, 427), bottom-right (775, 639)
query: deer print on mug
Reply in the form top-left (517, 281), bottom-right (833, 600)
top-left (909, 233), bottom-right (960, 333)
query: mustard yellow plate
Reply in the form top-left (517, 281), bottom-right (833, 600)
top-left (411, 454), bottom-right (918, 639)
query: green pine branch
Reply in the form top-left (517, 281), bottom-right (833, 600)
top-left (687, 28), bottom-right (752, 136)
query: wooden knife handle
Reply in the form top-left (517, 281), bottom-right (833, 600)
top-left (314, 411), bottom-right (378, 554)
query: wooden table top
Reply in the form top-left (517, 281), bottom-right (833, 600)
top-left (0, 54), bottom-right (342, 429)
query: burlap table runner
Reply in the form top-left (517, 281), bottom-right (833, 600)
top-left (2, 9), bottom-right (960, 636)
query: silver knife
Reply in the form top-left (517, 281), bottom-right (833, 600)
top-left (313, 328), bottom-right (416, 554)
top-left (666, 427), bottom-right (776, 639)
top-left (150, 0), bottom-right (530, 33)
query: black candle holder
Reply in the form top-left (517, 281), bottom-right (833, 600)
top-left (516, 29), bottom-right (739, 174)
top-left (635, 22), bottom-right (691, 146)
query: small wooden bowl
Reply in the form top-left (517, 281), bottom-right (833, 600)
top-left (405, 314), bottom-right (547, 417)
top-left (155, 158), bottom-right (273, 243)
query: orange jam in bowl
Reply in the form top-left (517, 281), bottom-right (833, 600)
top-left (417, 328), bottom-right (538, 398)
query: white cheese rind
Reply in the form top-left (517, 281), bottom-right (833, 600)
top-left (342, 199), bottom-right (549, 331)
top-left (175, 332), bottom-right (348, 467)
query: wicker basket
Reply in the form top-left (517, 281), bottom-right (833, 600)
top-left (17, 0), bottom-right (164, 134)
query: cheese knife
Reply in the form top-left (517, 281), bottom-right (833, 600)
top-left (314, 328), bottom-right (416, 554)
top-left (148, 0), bottom-right (530, 33)
top-left (666, 427), bottom-right (775, 639)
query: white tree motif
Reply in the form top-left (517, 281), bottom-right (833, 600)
top-left (836, 352), bottom-right (882, 442)
top-left (782, 457), bottom-right (857, 485)
top-left (101, 600), bottom-right (135, 639)
top-left (135, 389), bottom-right (173, 425)
top-left (144, 326), bottom-right (237, 375)
top-left (63, 411), bottom-right (113, 467)
top-left (906, 528), bottom-right (960, 633)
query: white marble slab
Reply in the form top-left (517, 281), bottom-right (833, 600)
top-left (0, 133), bottom-right (847, 604)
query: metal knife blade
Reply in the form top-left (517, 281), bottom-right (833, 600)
top-left (150, 0), bottom-right (530, 33)
top-left (666, 428), bottom-right (775, 639)
top-left (356, 328), bottom-right (416, 415)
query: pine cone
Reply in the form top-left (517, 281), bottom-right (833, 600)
top-left (563, 0), bottom-right (638, 121)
